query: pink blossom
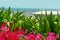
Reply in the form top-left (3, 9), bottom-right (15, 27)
top-left (1, 22), bottom-right (9, 31)
top-left (48, 32), bottom-right (55, 36)
top-left (0, 36), bottom-right (4, 40)
top-left (47, 35), bottom-right (55, 40)
top-left (25, 33), bottom-right (36, 40)
top-left (36, 34), bottom-right (44, 40)
top-left (1, 22), bottom-right (7, 27)
top-left (1, 27), bottom-right (9, 32)
top-left (7, 31), bottom-right (19, 40)
top-left (55, 34), bottom-right (59, 39)
top-left (15, 27), bottom-right (27, 37)
top-left (24, 36), bottom-right (29, 40)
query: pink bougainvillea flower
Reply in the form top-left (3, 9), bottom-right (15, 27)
top-left (0, 22), bottom-right (59, 40)
top-left (47, 32), bottom-right (56, 40)
top-left (25, 33), bottom-right (36, 40)
top-left (55, 34), bottom-right (59, 39)
top-left (1, 27), bottom-right (9, 32)
top-left (47, 35), bottom-right (55, 40)
top-left (1, 22), bottom-right (7, 27)
top-left (7, 30), bottom-right (19, 40)
top-left (1, 22), bottom-right (9, 31)
top-left (0, 36), bottom-right (4, 40)
top-left (36, 34), bottom-right (44, 40)
top-left (48, 32), bottom-right (55, 36)
top-left (28, 34), bottom-right (36, 40)
top-left (15, 27), bottom-right (27, 37)
top-left (0, 31), bottom-right (8, 40)
top-left (24, 36), bottom-right (29, 40)
top-left (17, 32), bottom-right (25, 37)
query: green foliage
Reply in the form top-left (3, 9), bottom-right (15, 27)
top-left (0, 7), bottom-right (60, 34)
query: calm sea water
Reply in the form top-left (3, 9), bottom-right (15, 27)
top-left (11, 8), bottom-right (59, 16)
top-left (11, 8), bottom-right (40, 17)
top-left (11, 8), bottom-right (59, 12)
top-left (5, 8), bottom-right (60, 17)
top-left (11, 8), bottom-right (40, 12)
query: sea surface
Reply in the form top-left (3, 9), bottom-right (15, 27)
top-left (11, 8), bottom-right (41, 17)
top-left (11, 8), bottom-right (60, 11)
top-left (6, 8), bottom-right (60, 17)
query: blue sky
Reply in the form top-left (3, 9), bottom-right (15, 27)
top-left (0, 0), bottom-right (60, 9)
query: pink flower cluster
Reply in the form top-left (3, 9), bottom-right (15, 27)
top-left (0, 22), bottom-right (60, 40)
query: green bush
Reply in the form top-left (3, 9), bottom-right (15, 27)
top-left (0, 7), bottom-right (60, 34)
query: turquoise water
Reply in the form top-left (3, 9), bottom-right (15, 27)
top-left (11, 8), bottom-right (59, 12)
top-left (10, 8), bottom-right (59, 17)
top-left (11, 8), bottom-right (40, 12)
top-left (0, 8), bottom-right (59, 17)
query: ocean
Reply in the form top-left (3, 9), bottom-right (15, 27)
top-left (6, 8), bottom-right (60, 17)
top-left (11, 8), bottom-right (40, 17)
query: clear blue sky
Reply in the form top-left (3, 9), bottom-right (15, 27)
top-left (0, 0), bottom-right (60, 9)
